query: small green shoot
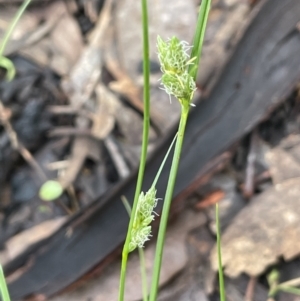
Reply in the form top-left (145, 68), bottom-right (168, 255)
top-left (39, 180), bottom-right (63, 201)
top-left (0, 0), bottom-right (32, 81)
top-left (0, 265), bottom-right (11, 301)
top-left (0, 57), bottom-right (15, 82)
top-left (268, 269), bottom-right (300, 299)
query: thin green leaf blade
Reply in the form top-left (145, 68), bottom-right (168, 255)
top-left (0, 265), bottom-right (11, 301)
top-left (279, 286), bottom-right (300, 296)
top-left (188, 0), bottom-right (211, 81)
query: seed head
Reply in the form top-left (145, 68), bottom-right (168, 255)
top-left (157, 36), bottom-right (190, 75)
top-left (129, 186), bottom-right (158, 252)
top-left (157, 36), bottom-right (196, 105)
top-left (161, 72), bottom-right (196, 101)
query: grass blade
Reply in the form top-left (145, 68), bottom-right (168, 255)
top-left (188, 0), bottom-right (211, 81)
top-left (0, 0), bottom-right (32, 80)
top-left (0, 265), bottom-right (10, 301)
top-left (216, 203), bottom-right (226, 301)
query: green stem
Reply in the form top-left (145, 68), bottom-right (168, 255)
top-left (118, 0), bottom-right (150, 299)
top-left (119, 254), bottom-right (128, 301)
top-left (149, 104), bottom-right (189, 301)
top-left (0, 265), bottom-right (10, 301)
top-left (0, 0), bottom-right (32, 56)
top-left (188, 0), bottom-right (211, 81)
top-left (121, 197), bottom-right (149, 301)
top-left (279, 286), bottom-right (300, 296)
top-left (151, 133), bottom-right (178, 188)
top-left (216, 203), bottom-right (226, 301)
top-left (139, 247), bottom-right (149, 301)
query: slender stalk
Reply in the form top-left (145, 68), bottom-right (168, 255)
top-left (149, 105), bottom-right (189, 301)
top-left (0, 0), bottom-right (32, 56)
top-left (279, 286), bottom-right (300, 296)
top-left (138, 247), bottom-right (149, 301)
top-left (151, 133), bottom-right (178, 188)
top-left (0, 265), bottom-right (10, 301)
top-left (118, 0), bottom-right (150, 299)
top-left (216, 203), bottom-right (226, 301)
top-left (0, 0), bottom-right (32, 80)
top-left (188, 0), bottom-right (211, 81)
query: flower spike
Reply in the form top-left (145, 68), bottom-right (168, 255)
top-left (157, 36), bottom-right (196, 106)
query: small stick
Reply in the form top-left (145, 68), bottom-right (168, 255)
top-left (104, 136), bottom-right (130, 179)
top-left (244, 276), bottom-right (257, 301)
top-left (243, 131), bottom-right (259, 198)
top-left (0, 100), bottom-right (47, 181)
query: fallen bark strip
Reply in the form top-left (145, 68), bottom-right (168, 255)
top-left (6, 0), bottom-right (300, 299)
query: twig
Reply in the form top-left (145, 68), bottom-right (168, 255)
top-left (48, 127), bottom-right (92, 137)
top-left (66, 186), bottom-right (80, 212)
top-left (104, 136), bottom-right (130, 179)
top-left (279, 277), bottom-right (300, 288)
top-left (243, 131), bottom-right (259, 198)
top-left (0, 100), bottom-right (47, 181)
top-left (244, 277), bottom-right (256, 301)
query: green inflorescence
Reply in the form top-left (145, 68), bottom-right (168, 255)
top-left (157, 36), bottom-right (196, 105)
top-left (129, 186), bottom-right (158, 252)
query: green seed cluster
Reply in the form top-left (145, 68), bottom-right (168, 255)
top-left (157, 36), bottom-right (196, 104)
top-left (129, 186), bottom-right (158, 252)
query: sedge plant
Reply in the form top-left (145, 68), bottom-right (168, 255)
top-left (118, 0), bottom-right (211, 300)
top-left (149, 1), bottom-right (211, 300)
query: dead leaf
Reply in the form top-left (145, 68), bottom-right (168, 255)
top-left (62, 0), bottom-right (112, 107)
top-left (195, 190), bottom-right (225, 210)
top-left (266, 147), bottom-right (300, 185)
top-left (13, 1), bottom-right (83, 76)
top-left (0, 6), bottom-right (39, 55)
top-left (0, 217), bottom-right (66, 265)
top-left (59, 136), bottom-right (101, 189)
top-left (92, 84), bottom-right (119, 140)
top-left (48, 1), bottom-right (83, 75)
top-left (211, 177), bottom-right (300, 277)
